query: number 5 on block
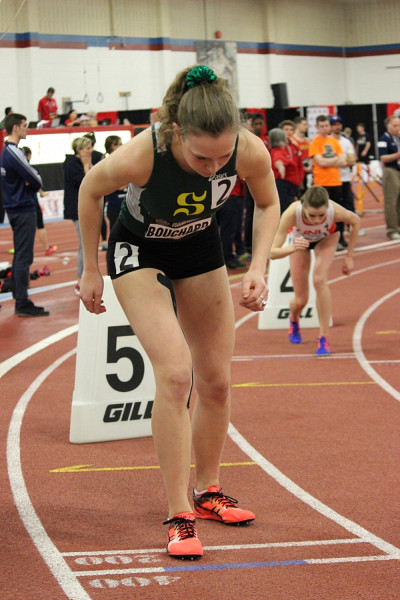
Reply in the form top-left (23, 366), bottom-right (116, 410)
top-left (70, 276), bottom-right (155, 444)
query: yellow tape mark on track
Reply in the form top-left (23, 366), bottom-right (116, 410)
top-left (50, 461), bottom-right (257, 474)
top-left (376, 330), bottom-right (400, 335)
top-left (232, 381), bottom-right (377, 388)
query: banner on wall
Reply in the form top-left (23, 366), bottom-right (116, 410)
top-left (196, 41), bottom-right (239, 103)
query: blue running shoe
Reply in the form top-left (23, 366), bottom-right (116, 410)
top-left (288, 320), bottom-right (302, 344)
top-left (316, 336), bottom-right (331, 356)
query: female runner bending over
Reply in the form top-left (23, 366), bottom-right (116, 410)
top-left (78, 65), bottom-right (280, 559)
top-left (270, 186), bottom-right (360, 355)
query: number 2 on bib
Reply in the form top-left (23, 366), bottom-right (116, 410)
top-left (210, 176), bottom-right (237, 210)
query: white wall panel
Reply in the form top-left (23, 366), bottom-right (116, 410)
top-left (346, 55), bottom-right (400, 104)
top-left (0, 0), bottom-right (399, 122)
top-left (236, 54), bottom-right (273, 108)
top-left (269, 55), bottom-right (348, 106)
top-left (4, 47), bottom-right (400, 123)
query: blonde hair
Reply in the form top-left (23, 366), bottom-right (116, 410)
top-left (156, 65), bottom-right (240, 147)
top-left (72, 136), bottom-right (92, 154)
top-left (300, 186), bottom-right (329, 208)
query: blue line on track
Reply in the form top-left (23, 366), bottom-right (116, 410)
top-left (164, 559), bottom-right (306, 572)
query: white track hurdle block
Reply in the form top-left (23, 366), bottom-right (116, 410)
top-left (70, 276), bottom-right (155, 443)
top-left (258, 250), bottom-right (320, 330)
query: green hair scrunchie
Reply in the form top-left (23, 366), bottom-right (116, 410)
top-left (186, 65), bottom-right (217, 88)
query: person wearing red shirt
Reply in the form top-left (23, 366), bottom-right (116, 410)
top-left (269, 127), bottom-right (302, 213)
top-left (279, 119), bottom-right (305, 189)
top-left (243, 113), bottom-right (269, 254)
top-left (248, 113), bottom-right (269, 149)
top-left (37, 87), bottom-right (58, 123)
top-left (292, 116), bottom-right (313, 191)
top-left (64, 109), bottom-right (81, 127)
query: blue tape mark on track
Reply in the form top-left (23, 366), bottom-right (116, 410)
top-left (164, 559), bottom-right (306, 572)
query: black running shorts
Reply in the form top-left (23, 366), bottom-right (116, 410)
top-left (107, 218), bottom-right (225, 280)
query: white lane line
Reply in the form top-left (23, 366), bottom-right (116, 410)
top-left (228, 423), bottom-right (400, 559)
top-left (61, 537), bottom-right (364, 556)
top-left (329, 258), bottom-right (400, 284)
top-left (306, 555), bottom-right (396, 565)
top-left (0, 279), bottom-right (78, 302)
top-left (370, 359), bottom-right (400, 364)
top-left (353, 288), bottom-right (400, 402)
top-left (7, 350), bottom-right (91, 600)
top-left (0, 325), bottom-right (78, 378)
top-left (72, 554), bottom-right (397, 577)
top-left (4, 251), bottom-right (400, 598)
top-left (230, 259), bottom-right (400, 560)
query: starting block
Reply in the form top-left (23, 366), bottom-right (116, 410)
top-left (70, 276), bottom-right (155, 444)
top-left (258, 250), bottom-right (321, 330)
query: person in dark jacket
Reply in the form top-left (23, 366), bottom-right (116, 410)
top-left (103, 135), bottom-right (126, 233)
top-left (0, 113), bottom-right (50, 316)
top-left (83, 131), bottom-right (108, 248)
top-left (63, 136), bottom-right (93, 294)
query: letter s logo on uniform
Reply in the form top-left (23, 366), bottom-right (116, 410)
top-left (173, 191), bottom-right (207, 217)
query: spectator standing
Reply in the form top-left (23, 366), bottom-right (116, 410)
top-left (104, 135), bottom-right (126, 234)
top-left (217, 176), bottom-right (247, 268)
top-left (292, 116), bottom-right (312, 190)
top-left (0, 164), bottom-right (4, 224)
top-left (22, 146), bottom-right (57, 256)
top-left (308, 114), bottom-right (347, 250)
top-left (377, 115), bottom-right (400, 240)
top-left (343, 127), bottom-right (355, 147)
top-left (0, 113), bottom-right (50, 316)
top-left (355, 123), bottom-right (372, 164)
top-left (269, 128), bottom-right (302, 213)
top-left (279, 119), bottom-right (305, 194)
top-left (83, 132), bottom-right (104, 165)
top-left (244, 113), bottom-right (269, 254)
top-left (329, 116), bottom-right (356, 213)
top-left (279, 119), bottom-right (295, 141)
top-left (0, 107), bottom-right (13, 129)
top-left (83, 132), bottom-right (107, 249)
top-left (248, 113), bottom-right (269, 148)
top-left (37, 87), bottom-right (58, 124)
top-left (63, 137), bottom-right (93, 294)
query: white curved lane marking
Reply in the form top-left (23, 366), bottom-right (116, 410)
top-left (352, 288), bottom-right (400, 402)
top-left (7, 348), bottom-right (91, 600)
top-left (5, 253), bottom-right (400, 599)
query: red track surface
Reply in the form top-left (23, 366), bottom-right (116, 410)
top-left (1, 193), bottom-right (399, 599)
